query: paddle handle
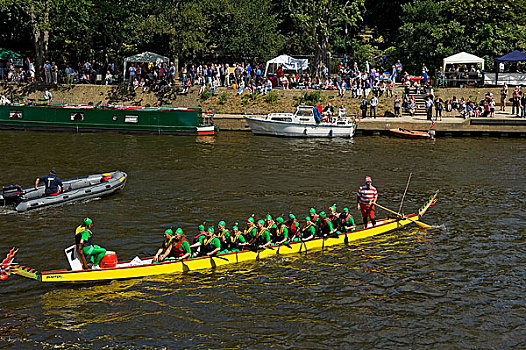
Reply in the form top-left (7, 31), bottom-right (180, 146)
top-left (374, 203), bottom-right (402, 217)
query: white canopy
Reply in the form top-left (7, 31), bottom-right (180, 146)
top-left (264, 54), bottom-right (309, 76)
top-left (123, 51), bottom-right (170, 77)
top-left (443, 52), bottom-right (485, 71)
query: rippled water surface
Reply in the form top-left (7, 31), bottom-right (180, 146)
top-left (0, 131), bottom-right (524, 349)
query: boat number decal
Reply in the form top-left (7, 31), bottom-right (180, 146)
top-left (44, 275), bottom-right (64, 279)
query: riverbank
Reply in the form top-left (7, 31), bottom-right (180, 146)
top-left (1, 83), bottom-right (524, 136)
top-left (0, 82), bottom-right (507, 114)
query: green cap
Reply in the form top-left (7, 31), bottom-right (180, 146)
top-left (248, 217), bottom-right (255, 223)
top-left (258, 219), bottom-right (265, 225)
top-left (343, 208), bottom-right (349, 213)
top-left (289, 213), bottom-right (295, 219)
top-left (330, 204), bottom-right (337, 211)
top-left (266, 214), bottom-right (272, 221)
top-left (276, 217), bottom-right (284, 224)
top-left (305, 216), bottom-right (311, 221)
top-left (218, 221), bottom-right (226, 227)
top-left (309, 208), bottom-right (316, 214)
top-left (175, 228), bottom-right (183, 235)
top-left (232, 225), bottom-right (238, 230)
top-left (319, 211), bottom-right (326, 218)
top-left (198, 224), bottom-right (205, 231)
top-left (83, 217), bottom-right (93, 226)
top-left (207, 227), bottom-right (215, 233)
top-left (164, 228), bottom-right (173, 235)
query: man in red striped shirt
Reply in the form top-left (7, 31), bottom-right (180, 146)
top-left (357, 176), bottom-right (378, 228)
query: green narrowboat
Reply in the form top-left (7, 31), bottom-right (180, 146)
top-left (0, 104), bottom-right (214, 135)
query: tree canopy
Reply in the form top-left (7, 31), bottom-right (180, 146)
top-left (0, 0), bottom-right (524, 74)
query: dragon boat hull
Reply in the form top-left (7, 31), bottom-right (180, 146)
top-left (3, 191), bottom-right (438, 284)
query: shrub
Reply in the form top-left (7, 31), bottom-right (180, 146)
top-left (200, 90), bottom-right (211, 101)
top-left (301, 90), bottom-right (323, 105)
top-left (264, 91), bottom-right (279, 104)
top-left (219, 92), bottom-right (228, 105)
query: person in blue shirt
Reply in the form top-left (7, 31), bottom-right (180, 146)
top-left (35, 169), bottom-right (63, 196)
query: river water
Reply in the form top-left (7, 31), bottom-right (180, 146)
top-left (0, 131), bottom-right (524, 349)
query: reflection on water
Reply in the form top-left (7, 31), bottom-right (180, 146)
top-left (0, 132), bottom-right (525, 348)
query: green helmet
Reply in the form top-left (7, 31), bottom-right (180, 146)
top-left (207, 227), bottom-right (215, 233)
top-left (305, 216), bottom-right (311, 221)
top-left (248, 217), bottom-right (255, 223)
top-left (319, 211), bottom-right (327, 218)
top-left (289, 213), bottom-right (295, 220)
top-left (258, 219), bottom-right (265, 225)
top-left (343, 207), bottom-right (349, 213)
top-left (330, 204), bottom-right (337, 211)
top-left (175, 228), bottom-right (183, 235)
top-left (198, 224), bottom-right (205, 231)
top-left (83, 217), bottom-right (93, 226)
top-left (164, 228), bottom-right (173, 235)
top-left (232, 225), bottom-right (239, 230)
top-left (218, 221), bottom-right (226, 227)
top-left (309, 208), bottom-right (316, 214)
top-left (266, 214), bottom-right (272, 221)
top-left (276, 217), bottom-right (284, 224)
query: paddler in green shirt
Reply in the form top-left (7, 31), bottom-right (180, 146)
top-left (255, 219), bottom-right (272, 248)
top-left (203, 227), bottom-right (221, 256)
top-left (265, 214), bottom-right (277, 238)
top-left (286, 213), bottom-right (300, 240)
top-left (244, 217), bottom-right (257, 242)
top-left (217, 221), bottom-right (232, 251)
top-left (328, 204), bottom-right (341, 229)
top-left (75, 217), bottom-right (107, 269)
top-left (301, 216), bottom-right (317, 241)
top-left (153, 228), bottom-right (175, 263)
top-left (274, 217), bottom-right (289, 245)
top-left (171, 228), bottom-right (191, 260)
top-left (190, 224), bottom-right (207, 257)
top-left (230, 225), bottom-right (248, 251)
top-left (339, 208), bottom-right (356, 232)
top-left (309, 208), bottom-right (320, 232)
top-left (318, 211), bottom-right (336, 237)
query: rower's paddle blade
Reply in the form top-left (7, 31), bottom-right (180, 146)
top-left (413, 220), bottom-right (434, 229)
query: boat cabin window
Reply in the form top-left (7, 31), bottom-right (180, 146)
top-left (124, 115), bottom-right (139, 123)
top-left (300, 118), bottom-right (311, 121)
top-left (297, 109), bottom-right (313, 117)
top-left (271, 117), bottom-right (293, 122)
top-left (70, 112), bottom-right (84, 121)
top-left (9, 110), bottom-right (23, 119)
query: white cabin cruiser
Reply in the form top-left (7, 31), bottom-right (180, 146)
top-left (244, 105), bottom-right (356, 137)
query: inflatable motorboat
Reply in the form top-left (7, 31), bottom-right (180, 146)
top-left (0, 171), bottom-right (127, 212)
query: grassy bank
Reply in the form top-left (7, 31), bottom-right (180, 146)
top-left (0, 83), bottom-right (503, 116)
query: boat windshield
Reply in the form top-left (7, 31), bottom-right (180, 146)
top-left (296, 109), bottom-right (313, 117)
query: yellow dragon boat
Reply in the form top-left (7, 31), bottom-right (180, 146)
top-left (1, 191), bottom-right (438, 284)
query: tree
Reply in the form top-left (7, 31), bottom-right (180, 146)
top-left (288, 0), bottom-right (364, 76)
top-left (398, 0), bottom-right (526, 73)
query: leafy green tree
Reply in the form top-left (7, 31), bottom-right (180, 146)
top-left (398, 0), bottom-right (526, 73)
top-left (288, 0), bottom-right (364, 75)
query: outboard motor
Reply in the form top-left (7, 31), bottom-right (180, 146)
top-left (2, 185), bottom-right (24, 206)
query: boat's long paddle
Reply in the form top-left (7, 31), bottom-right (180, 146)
top-left (374, 203), bottom-right (434, 229)
top-left (209, 254), bottom-right (229, 262)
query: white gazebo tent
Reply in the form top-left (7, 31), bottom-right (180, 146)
top-left (264, 54), bottom-right (309, 76)
top-left (123, 51), bottom-right (170, 77)
top-left (443, 52), bottom-right (485, 71)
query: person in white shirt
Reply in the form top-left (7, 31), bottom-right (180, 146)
top-left (369, 95), bottom-right (378, 118)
